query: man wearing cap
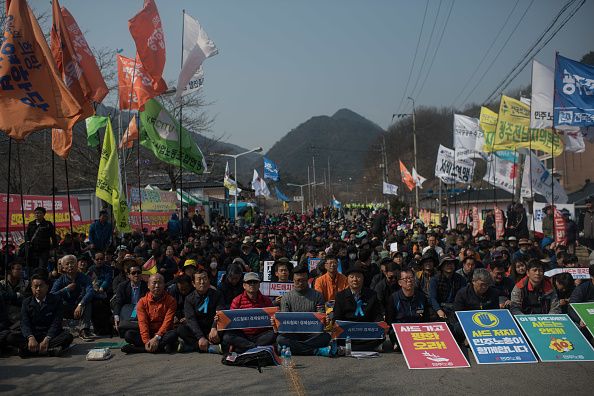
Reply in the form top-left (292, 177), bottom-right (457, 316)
top-left (416, 253), bottom-right (436, 300)
top-left (112, 261), bottom-right (148, 335)
top-left (374, 262), bottom-right (401, 314)
top-left (510, 259), bottom-right (561, 315)
top-left (240, 241), bottom-right (260, 273)
top-left (177, 270), bottom-right (225, 353)
top-left (276, 265), bottom-right (334, 356)
top-left (512, 238), bottom-right (537, 263)
top-left (429, 256), bottom-right (467, 321)
top-left (506, 236), bottom-right (518, 254)
top-left (88, 210), bottom-right (112, 253)
top-left (26, 206), bottom-right (56, 269)
top-left (334, 263), bottom-right (385, 352)
top-left (222, 272), bottom-right (276, 353)
top-left (314, 255), bottom-right (348, 302)
top-left (578, 198), bottom-right (594, 251)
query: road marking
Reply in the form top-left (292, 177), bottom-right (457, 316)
top-left (283, 366), bottom-right (306, 396)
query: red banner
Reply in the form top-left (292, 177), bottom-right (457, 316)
top-left (472, 206), bottom-right (480, 237)
top-left (1, 194), bottom-right (83, 231)
top-left (392, 322), bottom-right (470, 369)
top-left (495, 206), bottom-right (505, 240)
top-left (554, 207), bottom-right (567, 246)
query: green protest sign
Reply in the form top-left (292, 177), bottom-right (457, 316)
top-left (570, 302), bottom-right (594, 338)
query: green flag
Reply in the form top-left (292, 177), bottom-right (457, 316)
top-left (85, 115), bottom-right (108, 147)
top-left (95, 117), bottom-right (131, 233)
top-left (139, 99), bottom-right (207, 174)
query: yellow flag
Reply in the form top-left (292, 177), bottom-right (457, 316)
top-left (95, 118), bottom-right (131, 232)
top-left (480, 106), bottom-right (498, 152)
top-left (492, 95), bottom-right (563, 156)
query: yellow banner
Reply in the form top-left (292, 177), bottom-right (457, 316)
top-left (480, 106), bottom-right (498, 151)
top-left (492, 96), bottom-right (563, 156)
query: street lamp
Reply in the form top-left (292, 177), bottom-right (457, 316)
top-left (214, 147), bottom-right (263, 223)
top-left (287, 181), bottom-right (324, 214)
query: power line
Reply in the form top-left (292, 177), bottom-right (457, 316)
top-left (483, 0), bottom-right (584, 104)
top-left (409, 0), bottom-right (443, 100)
top-left (414, 0), bottom-right (456, 101)
top-left (448, 0), bottom-right (520, 108)
top-left (392, 0), bottom-right (430, 123)
top-left (459, 0), bottom-right (535, 107)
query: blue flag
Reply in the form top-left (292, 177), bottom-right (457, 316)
top-left (275, 186), bottom-right (290, 202)
top-left (554, 54), bottom-right (594, 128)
top-left (263, 157), bottom-right (279, 181)
top-left (331, 195), bottom-right (341, 209)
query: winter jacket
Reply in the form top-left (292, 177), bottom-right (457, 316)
top-left (510, 277), bottom-right (561, 315)
top-left (137, 292), bottom-right (177, 344)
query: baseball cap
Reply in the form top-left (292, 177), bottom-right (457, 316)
top-left (243, 272), bottom-right (260, 282)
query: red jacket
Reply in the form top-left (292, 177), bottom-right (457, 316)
top-left (137, 292), bottom-right (177, 344)
top-left (230, 291), bottom-right (273, 336)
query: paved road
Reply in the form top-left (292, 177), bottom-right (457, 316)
top-left (1, 339), bottom-right (593, 395)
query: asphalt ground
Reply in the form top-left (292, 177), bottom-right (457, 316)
top-left (1, 338), bottom-right (593, 395)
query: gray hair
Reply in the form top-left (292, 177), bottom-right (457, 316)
top-left (61, 254), bottom-right (77, 266)
top-left (472, 268), bottom-right (492, 284)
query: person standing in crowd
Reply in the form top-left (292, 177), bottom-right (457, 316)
top-left (26, 207), bottom-right (56, 270)
top-left (579, 197), bottom-right (594, 251)
top-left (88, 210), bottom-right (112, 253)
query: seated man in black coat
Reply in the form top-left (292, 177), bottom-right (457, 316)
top-left (0, 296), bottom-right (12, 354)
top-left (333, 264), bottom-right (385, 352)
top-left (177, 270), bottom-right (225, 353)
top-left (7, 273), bottom-right (73, 357)
top-left (112, 262), bottom-right (148, 336)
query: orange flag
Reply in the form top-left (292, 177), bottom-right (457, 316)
top-left (51, 128), bottom-right (72, 159)
top-left (120, 115), bottom-right (139, 149)
top-left (399, 160), bottom-right (415, 191)
top-left (61, 7), bottom-right (109, 103)
top-left (128, 0), bottom-right (167, 93)
top-left (118, 54), bottom-right (164, 110)
top-left (0, 0), bottom-right (81, 140)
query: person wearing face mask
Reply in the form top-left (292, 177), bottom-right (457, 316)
top-left (177, 270), bottom-right (225, 354)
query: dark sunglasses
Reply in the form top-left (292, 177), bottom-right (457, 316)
top-left (129, 271), bottom-right (141, 275)
top-left (245, 280), bottom-right (259, 285)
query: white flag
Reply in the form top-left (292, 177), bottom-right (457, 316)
top-left (252, 169), bottom-right (271, 198)
top-left (175, 13), bottom-right (218, 101)
top-left (382, 181), bottom-right (398, 196)
top-left (434, 145), bottom-right (475, 184)
top-left (453, 114), bottom-right (485, 160)
top-left (522, 152), bottom-right (568, 204)
top-left (411, 168), bottom-right (427, 188)
top-left (483, 155), bottom-right (530, 197)
top-left (224, 162), bottom-right (241, 196)
top-left (530, 60), bottom-right (554, 130)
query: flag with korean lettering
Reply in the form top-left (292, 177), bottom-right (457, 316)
top-left (139, 99), bottom-right (207, 174)
top-left (95, 117), bottom-right (131, 233)
top-left (263, 157), bottom-right (280, 181)
top-left (392, 323), bottom-right (469, 369)
top-left (117, 54), bottom-right (164, 111)
top-left (456, 310), bottom-right (537, 364)
top-left (0, 0), bottom-right (82, 140)
top-left (128, 0), bottom-right (167, 93)
top-left (554, 54), bottom-right (594, 129)
top-left (454, 114), bottom-right (485, 160)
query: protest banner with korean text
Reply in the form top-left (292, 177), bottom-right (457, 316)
top-left (393, 323), bottom-right (470, 369)
top-left (515, 314), bottom-right (594, 362)
top-left (308, 258), bottom-right (322, 273)
top-left (0, 193), bottom-right (83, 231)
top-left (274, 312), bottom-right (326, 334)
top-left (216, 307), bottom-right (278, 331)
top-left (544, 267), bottom-right (590, 280)
top-left (260, 282), bottom-right (294, 297)
top-left (570, 303), bottom-right (594, 338)
top-left (456, 310), bottom-right (537, 364)
top-left (332, 321), bottom-right (388, 340)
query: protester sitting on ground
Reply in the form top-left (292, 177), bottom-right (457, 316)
top-left (429, 256), bottom-right (467, 321)
top-left (276, 265), bottom-right (334, 356)
top-left (121, 274), bottom-right (178, 354)
top-left (509, 258), bottom-right (527, 283)
top-left (7, 273), bottom-right (73, 357)
top-left (510, 259), bottom-right (561, 315)
top-left (415, 253), bottom-right (436, 299)
top-left (112, 262), bottom-right (148, 335)
top-left (0, 260), bottom-right (29, 324)
top-left (218, 263), bottom-right (244, 309)
top-left (386, 268), bottom-right (427, 351)
top-left (0, 295), bottom-right (13, 354)
top-left (222, 272), bottom-right (275, 353)
top-left (177, 270), bottom-right (225, 354)
top-left (369, 257), bottom-right (392, 290)
top-left (50, 254), bottom-right (94, 341)
top-left (489, 261), bottom-right (514, 308)
top-left (87, 252), bottom-right (113, 298)
top-left (456, 256), bottom-right (475, 284)
top-left (374, 262), bottom-right (401, 314)
top-left (552, 272), bottom-right (575, 314)
top-left (314, 255), bottom-right (348, 302)
top-left (166, 274), bottom-right (193, 324)
top-left (333, 264), bottom-right (384, 352)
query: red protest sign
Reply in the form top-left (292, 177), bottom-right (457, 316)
top-left (495, 207), bottom-right (505, 240)
top-left (554, 208), bottom-right (567, 245)
top-left (393, 322), bottom-right (470, 369)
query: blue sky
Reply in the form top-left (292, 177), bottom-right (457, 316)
top-left (44, 0), bottom-right (594, 150)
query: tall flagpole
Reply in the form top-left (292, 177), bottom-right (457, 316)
top-left (51, 149), bottom-right (57, 267)
top-left (178, 9), bottom-right (186, 241)
top-left (4, 138), bottom-right (12, 280)
top-left (16, 142), bottom-right (26, 235)
top-left (64, 160), bottom-right (73, 234)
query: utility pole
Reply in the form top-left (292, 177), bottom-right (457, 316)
top-left (408, 97), bottom-right (419, 215)
top-left (312, 155), bottom-right (316, 210)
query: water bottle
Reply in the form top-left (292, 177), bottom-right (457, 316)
top-left (280, 346), bottom-right (287, 367)
top-left (345, 336), bottom-right (352, 357)
top-left (285, 346), bottom-right (293, 368)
